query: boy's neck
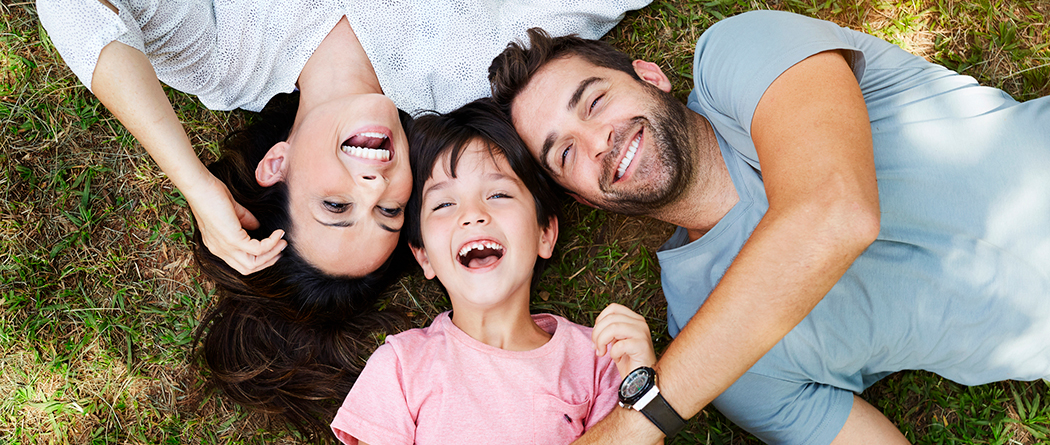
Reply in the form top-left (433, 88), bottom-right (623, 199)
top-left (450, 296), bottom-right (552, 351)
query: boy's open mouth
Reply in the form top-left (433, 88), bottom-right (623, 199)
top-left (341, 131), bottom-right (392, 161)
top-left (458, 240), bottom-right (505, 269)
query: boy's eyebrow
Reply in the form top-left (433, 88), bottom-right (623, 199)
top-left (421, 172), bottom-right (521, 201)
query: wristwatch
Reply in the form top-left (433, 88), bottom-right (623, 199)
top-left (618, 366), bottom-right (687, 438)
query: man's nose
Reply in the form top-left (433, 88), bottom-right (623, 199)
top-left (580, 121), bottom-right (615, 160)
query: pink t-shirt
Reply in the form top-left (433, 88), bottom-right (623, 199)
top-left (331, 311), bottom-right (620, 445)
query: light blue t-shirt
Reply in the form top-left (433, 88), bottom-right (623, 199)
top-left (656, 10), bottom-right (1050, 445)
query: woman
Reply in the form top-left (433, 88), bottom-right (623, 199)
top-left (37, 0), bottom-right (649, 439)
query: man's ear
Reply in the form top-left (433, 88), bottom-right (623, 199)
top-left (567, 192), bottom-right (597, 208)
top-left (633, 60), bottom-right (672, 93)
top-left (256, 141), bottom-right (290, 187)
top-left (410, 244), bottom-right (437, 279)
top-left (538, 215), bottom-right (559, 259)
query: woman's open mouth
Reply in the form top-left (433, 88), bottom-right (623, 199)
top-left (341, 131), bottom-right (393, 161)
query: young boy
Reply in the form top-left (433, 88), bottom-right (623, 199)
top-left (330, 99), bottom-right (657, 444)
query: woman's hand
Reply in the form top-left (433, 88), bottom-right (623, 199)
top-left (92, 41), bottom-right (286, 275)
top-left (593, 303), bottom-right (657, 378)
top-left (188, 178), bottom-right (287, 275)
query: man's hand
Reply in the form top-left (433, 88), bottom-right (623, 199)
top-left (593, 303), bottom-right (657, 378)
top-left (188, 178), bottom-right (287, 275)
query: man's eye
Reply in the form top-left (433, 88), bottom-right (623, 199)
top-left (378, 206), bottom-right (402, 217)
top-left (324, 201), bottom-right (349, 212)
top-left (590, 94), bottom-right (602, 111)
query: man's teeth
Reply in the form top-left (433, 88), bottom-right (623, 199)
top-left (616, 134), bottom-right (641, 179)
top-left (458, 241), bottom-right (504, 258)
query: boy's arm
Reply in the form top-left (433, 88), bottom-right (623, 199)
top-left (592, 303), bottom-right (657, 378)
top-left (92, 41), bottom-right (286, 274)
top-left (575, 50), bottom-right (880, 444)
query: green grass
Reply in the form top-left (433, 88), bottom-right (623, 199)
top-left (2, 0), bottom-right (1049, 443)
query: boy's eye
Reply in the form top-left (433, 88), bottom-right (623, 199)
top-left (432, 202), bottom-right (453, 211)
top-left (324, 201), bottom-right (349, 212)
top-left (489, 192), bottom-right (511, 200)
top-left (378, 206), bottom-right (402, 217)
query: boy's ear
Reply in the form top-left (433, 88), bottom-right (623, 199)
top-left (538, 215), bottom-right (559, 260)
top-left (567, 192), bottom-right (597, 208)
top-left (633, 60), bottom-right (672, 93)
top-left (409, 244), bottom-right (437, 279)
top-left (256, 141), bottom-right (290, 187)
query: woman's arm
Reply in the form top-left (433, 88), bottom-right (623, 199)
top-left (91, 41), bottom-right (286, 274)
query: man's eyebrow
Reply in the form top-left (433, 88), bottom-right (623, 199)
top-left (569, 77), bottom-right (603, 110)
top-left (540, 76), bottom-right (604, 173)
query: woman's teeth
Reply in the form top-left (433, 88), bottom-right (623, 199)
top-left (341, 145), bottom-right (390, 160)
top-left (341, 132), bottom-right (390, 160)
top-left (616, 134), bottom-right (641, 179)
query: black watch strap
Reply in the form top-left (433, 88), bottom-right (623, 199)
top-left (640, 392), bottom-right (687, 438)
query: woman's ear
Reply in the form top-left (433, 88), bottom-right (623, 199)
top-left (410, 244), bottom-right (437, 279)
top-left (256, 141), bottom-right (289, 187)
top-left (633, 60), bottom-right (672, 93)
top-left (538, 215), bottom-right (559, 260)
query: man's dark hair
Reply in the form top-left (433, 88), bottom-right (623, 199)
top-left (488, 27), bottom-right (638, 116)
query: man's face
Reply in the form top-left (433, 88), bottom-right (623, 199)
top-left (511, 56), bottom-right (694, 215)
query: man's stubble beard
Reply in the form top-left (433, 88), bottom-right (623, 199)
top-left (596, 83), bottom-right (697, 216)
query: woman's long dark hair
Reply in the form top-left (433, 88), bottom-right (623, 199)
top-left (191, 92), bottom-right (411, 441)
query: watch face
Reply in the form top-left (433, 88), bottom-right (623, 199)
top-left (619, 367), bottom-right (654, 402)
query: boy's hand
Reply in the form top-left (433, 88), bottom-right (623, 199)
top-left (189, 178), bottom-right (286, 275)
top-left (593, 303), bottom-right (657, 378)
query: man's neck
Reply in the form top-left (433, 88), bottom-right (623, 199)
top-left (650, 112), bottom-right (739, 242)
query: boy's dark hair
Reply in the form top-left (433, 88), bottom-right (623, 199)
top-left (488, 27), bottom-right (638, 116)
top-left (191, 92), bottom-right (412, 442)
top-left (406, 97), bottom-right (562, 288)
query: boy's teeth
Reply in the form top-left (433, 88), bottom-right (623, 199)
top-left (341, 145), bottom-right (391, 161)
top-left (458, 241), bottom-right (504, 257)
top-left (616, 134), bottom-right (641, 179)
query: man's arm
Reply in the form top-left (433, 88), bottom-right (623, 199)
top-left (574, 50), bottom-right (880, 443)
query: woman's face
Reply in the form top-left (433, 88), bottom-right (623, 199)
top-left (276, 93), bottom-right (411, 277)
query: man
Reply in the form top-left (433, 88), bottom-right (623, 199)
top-left (488, 9), bottom-right (1050, 445)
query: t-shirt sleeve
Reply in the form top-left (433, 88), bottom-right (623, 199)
top-left (689, 10), bottom-right (866, 165)
top-left (711, 371), bottom-right (854, 445)
top-left (36, 0), bottom-right (147, 92)
top-left (584, 354), bottom-right (621, 430)
top-left (330, 343), bottom-right (415, 445)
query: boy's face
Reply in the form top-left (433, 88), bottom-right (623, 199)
top-left (411, 140), bottom-right (557, 309)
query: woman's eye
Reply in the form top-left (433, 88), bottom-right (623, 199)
top-left (560, 145), bottom-right (571, 166)
top-left (324, 201), bottom-right (349, 212)
top-left (378, 206), bottom-right (402, 217)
